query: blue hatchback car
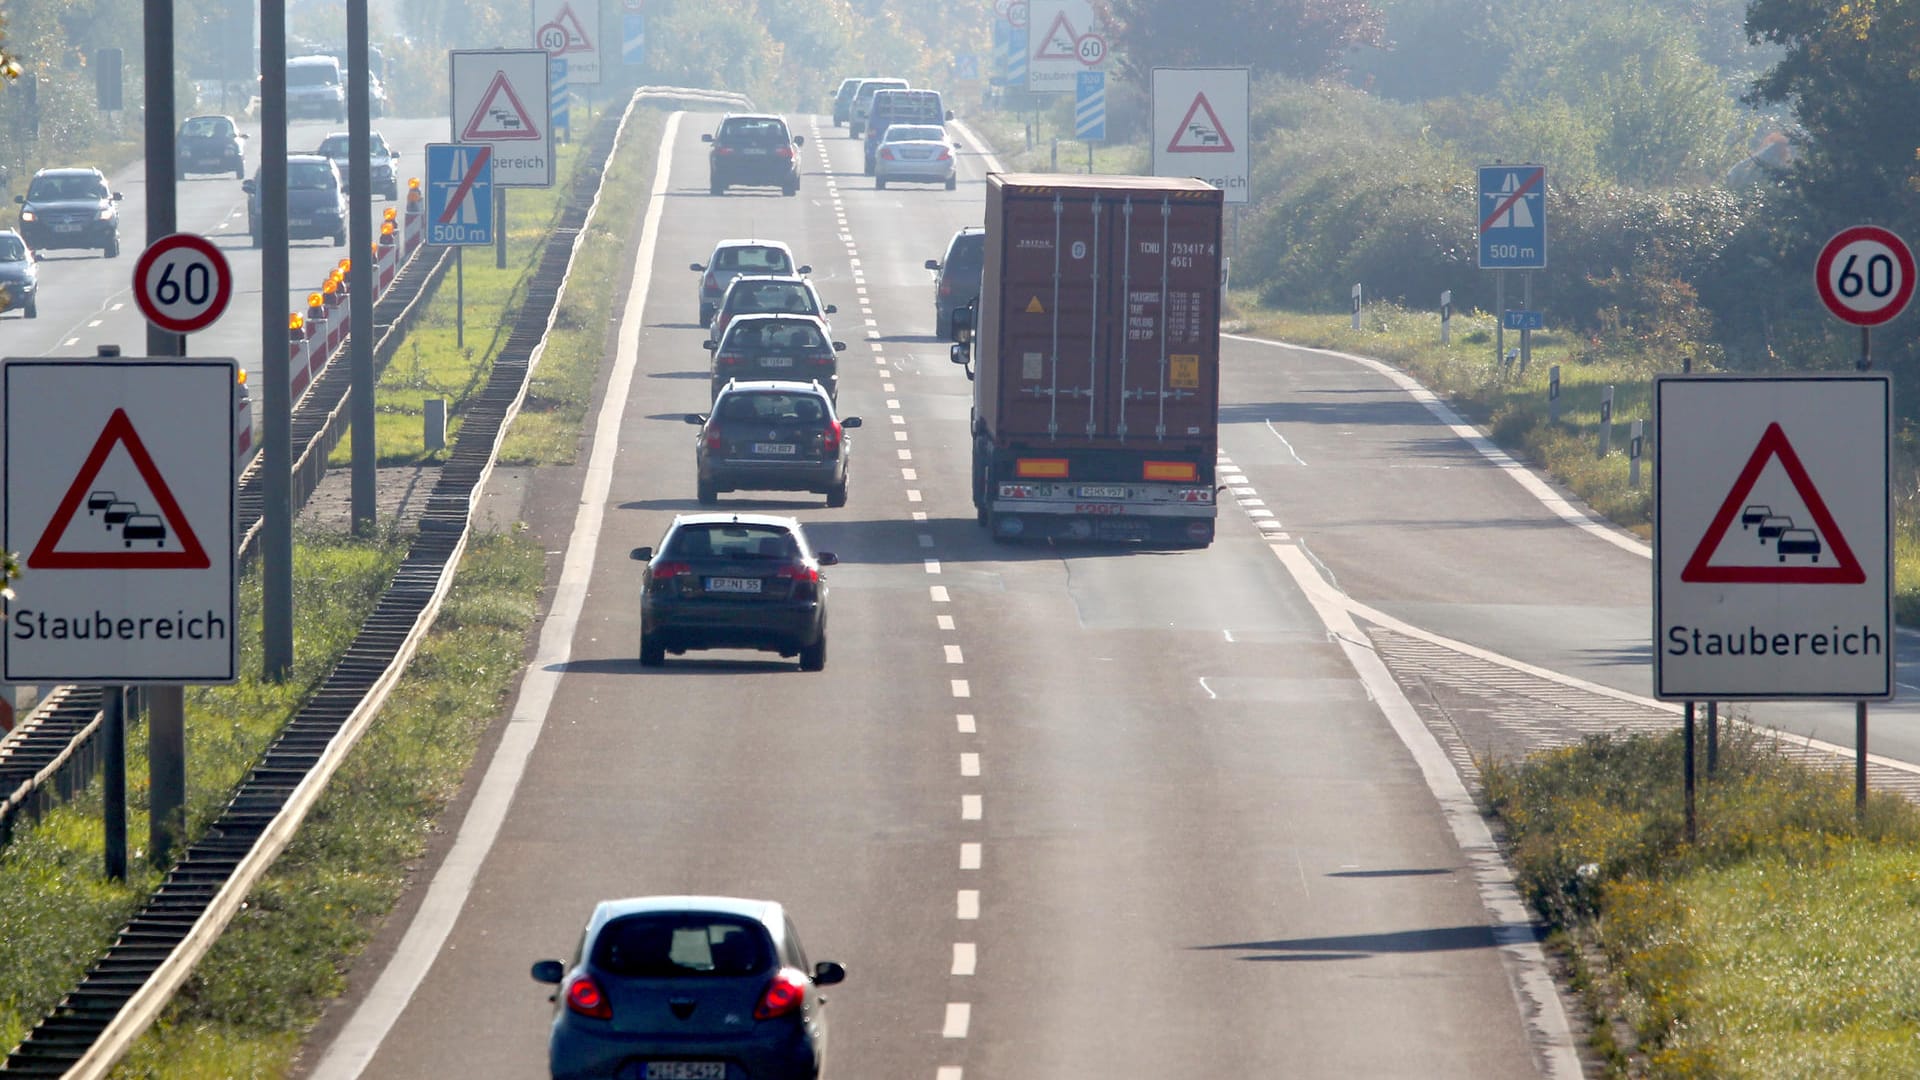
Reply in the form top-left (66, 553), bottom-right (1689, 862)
top-left (532, 896), bottom-right (846, 1080)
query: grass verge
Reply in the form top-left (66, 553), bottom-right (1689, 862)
top-left (1485, 730), bottom-right (1920, 1076)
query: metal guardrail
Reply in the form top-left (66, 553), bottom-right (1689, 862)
top-left (1, 87), bottom-right (665, 1078)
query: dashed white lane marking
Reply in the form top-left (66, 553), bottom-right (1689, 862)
top-left (962, 794), bottom-right (982, 821)
top-left (925, 558), bottom-right (941, 574)
top-left (938, 614), bottom-right (956, 630)
top-left (110, 302), bottom-right (124, 311)
top-left (908, 490), bottom-right (923, 502)
top-left (871, 343), bottom-right (886, 353)
top-left (891, 414), bottom-right (906, 424)
top-left (931, 585), bottom-right (949, 602)
top-left (899, 449), bottom-right (914, 460)
top-left (63, 336), bottom-right (80, 346)
top-left (86, 319), bottom-right (102, 328)
top-left (897, 431), bottom-right (911, 441)
top-left (1248, 508), bottom-right (1274, 518)
top-left (883, 382), bottom-right (896, 392)
top-left (960, 752), bottom-right (979, 776)
top-left (956, 890), bottom-right (979, 919)
top-left (951, 679), bottom-right (971, 698)
top-left (945, 644), bottom-right (964, 664)
top-left (955, 713), bottom-right (975, 733)
top-left (952, 943), bottom-right (977, 975)
top-left (959, 842), bottom-right (981, 869)
top-left (938, 1069), bottom-right (963, 1080)
top-left (1240, 498), bottom-right (1266, 507)
top-left (903, 468), bottom-right (919, 480)
top-left (886, 398), bottom-right (902, 409)
top-left (856, 286), bottom-right (868, 295)
top-left (865, 317), bottom-right (879, 327)
top-left (943, 1003), bottom-right (972, 1038)
top-left (913, 511), bottom-right (929, 521)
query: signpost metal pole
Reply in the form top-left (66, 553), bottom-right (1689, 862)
top-left (1520, 271), bottom-right (1533, 375)
top-left (497, 190), bottom-right (508, 270)
top-left (261, 0), bottom-right (295, 683)
top-left (1706, 702), bottom-right (1718, 775)
top-left (1684, 701), bottom-right (1697, 843)
top-left (1858, 325), bottom-right (1871, 814)
top-left (143, 0), bottom-right (188, 872)
top-left (349, 0), bottom-right (376, 532)
top-left (456, 248), bottom-right (465, 348)
top-left (1494, 271), bottom-right (1505, 370)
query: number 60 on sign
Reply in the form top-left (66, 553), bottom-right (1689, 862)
top-left (132, 233), bottom-right (233, 335)
top-left (1816, 225), bottom-right (1915, 327)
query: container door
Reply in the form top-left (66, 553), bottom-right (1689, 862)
top-left (1102, 193), bottom-right (1221, 447)
top-left (998, 192), bottom-right (1108, 441)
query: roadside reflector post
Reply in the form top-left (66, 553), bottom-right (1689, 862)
top-left (1597, 385), bottom-right (1614, 458)
top-left (425, 398), bottom-right (447, 452)
top-left (1629, 419), bottom-right (1644, 488)
top-left (1519, 270), bottom-right (1533, 375)
top-left (1684, 701), bottom-right (1697, 843)
top-left (1548, 364), bottom-right (1561, 425)
top-left (1440, 289), bottom-right (1451, 345)
top-left (1351, 282), bottom-right (1362, 332)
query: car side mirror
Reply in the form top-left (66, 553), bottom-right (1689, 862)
top-left (701, 340), bottom-right (716, 350)
top-left (842, 416), bottom-right (862, 428)
top-left (112, 192), bottom-right (124, 201)
top-left (690, 262), bottom-right (706, 272)
top-left (824, 304), bottom-right (837, 314)
top-left (391, 151), bottom-right (401, 160)
top-left (832, 341), bottom-right (846, 352)
top-left (31, 251), bottom-right (42, 262)
top-left (683, 413), bottom-right (706, 425)
top-left (950, 306), bottom-right (974, 342)
top-left (12, 196), bottom-right (22, 205)
top-left (814, 961), bottom-right (846, 986)
top-left (241, 179), bottom-right (256, 195)
top-left (952, 344), bottom-right (973, 380)
top-left (797, 264), bottom-right (812, 275)
top-left (531, 960), bottom-right (565, 984)
top-left (946, 110), bottom-right (955, 120)
top-left (629, 546), bottom-right (654, 561)
top-left (701, 133), bottom-right (714, 143)
top-left (816, 552), bottom-right (840, 567)
top-left (793, 135), bottom-right (806, 146)
top-left (924, 259), bottom-right (941, 271)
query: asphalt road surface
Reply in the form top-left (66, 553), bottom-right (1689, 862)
top-left (308, 111), bottom-right (1573, 1080)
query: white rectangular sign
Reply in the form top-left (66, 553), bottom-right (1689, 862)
top-left (1152, 67), bottom-right (1250, 205)
top-left (1026, 0), bottom-right (1103, 95)
top-left (450, 49), bottom-right (555, 187)
top-left (533, 0), bottom-right (602, 84)
top-left (2, 358), bottom-right (238, 683)
top-left (1654, 373), bottom-right (1892, 700)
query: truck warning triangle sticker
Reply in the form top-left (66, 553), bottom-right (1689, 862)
top-left (1033, 11), bottom-right (1080, 60)
top-left (1166, 92), bottom-right (1235, 153)
top-left (1026, 295), bottom-right (1045, 313)
top-left (1680, 421), bottom-right (1865, 585)
top-left (552, 2), bottom-right (595, 51)
top-left (29, 408), bottom-right (211, 571)
top-left (461, 71), bottom-right (542, 141)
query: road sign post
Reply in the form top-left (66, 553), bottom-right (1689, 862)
top-left (1027, 0), bottom-right (1099, 94)
top-left (426, 142), bottom-right (495, 349)
top-left (1074, 70), bottom-right (1105, 144)
top-left (450, 50), bottom-right (554, 188)
top-left (1151, 67), bottom-right (1250, 204)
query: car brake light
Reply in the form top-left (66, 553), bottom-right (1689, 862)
top-left (714, 146), bottom-right (734, 156)
top-left (717, 353), bottom-right (742, 367)
top-left (777, 146), bottom-right (794, 159)
top-left (880, 148), bottom-right (896, 161)
top-left (822, 420), bottom-right (843, 455)
top-left (939, 282), bottom-right (952, 297)
top-left (705, 429), bottom-right (723, 450)
top-left (704, 273), bottom-right (720, 295)
top-left (652, 561), bottom-right (693, 579)
top-left (936, 148), bottom-right (952, 160)
top-left (811, 353), bottom-right (833, 366)
top-left (566, 976), bottom-right (613, 1020)
top-left (775, 564), bottom-right (820, 584)
top-left (755, 969), bottom-right (808, 1020)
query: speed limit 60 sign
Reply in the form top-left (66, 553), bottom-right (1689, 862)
top-left (1817, 225), bottom-right (1915, 327)
top-left (133, 233), bottom-right (233, 335)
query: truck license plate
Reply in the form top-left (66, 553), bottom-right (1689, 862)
top-left (1078, 485), bottom-right (1129, 499)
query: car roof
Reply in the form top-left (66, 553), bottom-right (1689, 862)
top-left (718, 378), bottom-right (831, 395)
top-left (720, 113), bottom-right (787, 124)
top-left (184, 113), bottom-right (236, 123)
top-left (725, 312), bottom-right (828, 327)
top-left (711, 238), bottom-right (793, 252)
top-left (287, 153), bottom-right (334, 164)
top-left (669, 514), bottom-right (805, 531)
top-left (32, 167), bottom-right (105, 178)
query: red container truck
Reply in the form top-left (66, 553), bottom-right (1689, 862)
top-left (951, 173), bottom-right (1224, 545)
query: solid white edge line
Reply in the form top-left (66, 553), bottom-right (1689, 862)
top-left (1224, 333), bottom-right (1649, 559)
top-left (1270, 542), bottom-right (1582, 1078)
top-left (309, 109), bottom-right (685, 1080)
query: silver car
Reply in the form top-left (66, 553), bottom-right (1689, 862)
top-left (873, 124), bottom-right (956, 190)
top-left (692, 239), bottom-right (811, 326)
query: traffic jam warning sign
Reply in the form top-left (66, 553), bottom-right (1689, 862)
top-left (450, 50), bottom-right (553, 187)
top-left (533, 0), bottom-right (601, 83)
top-left (3, 358), bottom-right (238, 683)
top-left (1151, 68), bottom-right (1250, 205)
top-left (1654, 374), bottom-right (1891, 701)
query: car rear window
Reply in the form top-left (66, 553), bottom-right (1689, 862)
top-left (288, 62), bottom-right (339, 87)
top-left (719, 118), bottom-right (789, 144)
top-left (719, 392), bottom-right (827, 423)
top-left (667, 524), bottom-right (800, 561)
top-left (946, 233), bottom-right (984, 270)
top-left (288, 162), bottom-right (337, 191)
top-left (725, 319), bottom-right (825, 351)
top-left (885, 126), bottom-right (945, 142)
top-left (593, 915), bottom-right (773, 977)
top-left (0, 235), bottom-right (25, 261)
top-left (182, 117), bottom-right (231, 138)
top-left (733, 283), bottom-right (817, 315)
top-left (714, 247), bottom-right (793, 273)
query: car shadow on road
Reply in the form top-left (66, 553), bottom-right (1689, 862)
top-left (550, 656), bottom-right (800, 676)
top-left (1193, 924), bottom-right (1509, 962)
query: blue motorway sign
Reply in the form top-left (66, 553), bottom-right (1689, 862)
top-left (622, 13), bottom-right (645, 66)
top-left (425, 143), bottom-right (495, 246)
top-left (1478, 164), bottom-right (1546, 270)
top-left (1075, 70), bottom-right (1105, 141)
top-left (551, 58), bottom-right (570, 136)
top-left (1502, 309), bottom-right (1544, 331)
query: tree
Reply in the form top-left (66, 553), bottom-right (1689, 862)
top-left (1104, 0), bottom-right (1384, 84)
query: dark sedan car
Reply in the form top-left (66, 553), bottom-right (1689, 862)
top-left (687, 381), bottom-right (861, 508)
top-left (0, 230), bottom-right (38, 318)
top-left (316, 130), bottom-right (402, 200)
top-left (705, 314), bottom-right (845, 402)
top-left (176, 114), bottom-right (247, 179)
top-left (14, 168), bottom-right (123, 257)
top-left (532, 896), bottom-right (846, 1080)
top-left (704, 114), bottom-right (804, 196)
top-left (630, 513), bottom-right (838, 669)
top-left (243, 155), bottom-right (347, 247)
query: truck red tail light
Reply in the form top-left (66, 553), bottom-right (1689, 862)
top-left (566, 975), bottom-right (613, 1020)
top-left (755, 968), bottom-right (808, 1020)
top-left (822, 420), bottom-right (843, 455)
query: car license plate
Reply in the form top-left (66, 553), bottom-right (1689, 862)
top-left (54, 223), bottom-right (82, 233)
top-left (290, 217), bottom-right (313, 226)
top-left (645, 1064), bottom-right (727, 1080)
top-left (758, 356), bottom-right (794, 368)
top-left (1078, 485), bottom-right (1129, 499)
top-left (705, 577), bottom-right (763, 594)
top-left (743, 148), bottom-right (768, 155)
top-left (752, 443), bottom-right (796, 455)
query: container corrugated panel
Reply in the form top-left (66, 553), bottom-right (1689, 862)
top-left (980, 173), bottom-right (1223, 450)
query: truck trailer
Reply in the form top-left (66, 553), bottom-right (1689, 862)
top-left (951, 173), bottom-right (1225, 545)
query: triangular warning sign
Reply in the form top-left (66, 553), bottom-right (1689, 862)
top-left (553, 3), bottom-right (595, 52)
top-left (461, 71), bottom-right (542, 141)
top-left (1166, 92), bottom-right (1235, 153)
top-left (1680, 422), bottom-right (1864, 585)
top-left (1034, 11), bottom-right (1079, 60)
top-left (29, 408), bottom-right (211, 571)
top-left (1026, 296), bottom-right (1045, 313)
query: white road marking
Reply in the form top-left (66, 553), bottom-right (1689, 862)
top-left (960, 752), bottom-right (979, 776)
top-left (898, 449), bottom-right (913, 460)
top-left (914, 511), bottom-right (929, 521)
top-left (951, 679), bottom-right (971, 698)
top-left (902, 468), bottom-right (918, 480)
top-left (892, 415), bottom-right (906, 424)
top-left (856, 286), bottom-right (867, 295)
top-left (897, 431), bottom-right (911, 442)
top-left (309, 108), bottom-right (686, 1080)
top-left (1232, 486), bottom-right (1256, 496)
top-left (1198, 677), bottom-right (1216, 700)
top-left (959, 842), bottom-right (981, 869)
top-left (952, 943), bottom-right (977, 975)
top-left (957, 890), bottom-right (979, 918)
top-left (883, 382), bottom-right (896, 391)
top-left (937, 614), bottom-right (955, 630)
top-left (63, 337), bottom-right (79, 346)
top-left (925, 558), bottom-right (941, 574)
top-left (110, 302), bottom-right (124, 311)
top-left (931, 585), bottom-right (949, 602)
top-left (87, 319), bottom-right (102, 328)
top-left (871, 343), bottom-right (885, 352)
top-left (1223, 629), bottom-right (1235, 642)
top-left (1266, 420), bottom-right (1308, 465)
top-left (1248, 508), bottom-right (1274, 518)
top-left (943, 1002), bottom-right (971, 1037)
top-left (908, 489), bottom-right (923, 502)
top-left (938, 1069), bottom-right (963, 1080)
top-left (887, 398), bottom-right (901, 409)
top-left (865, 317), bottom-right (878, 327)
top-left (945, 644), bottom-right (964, 664)
top-left (955, 713), bottom-right (975, 733)
top-left (1240, 498), bottom-right (1266, 508)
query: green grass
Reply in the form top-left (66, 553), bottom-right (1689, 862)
top-left (1485, 730), bottom-right (1920, 1077)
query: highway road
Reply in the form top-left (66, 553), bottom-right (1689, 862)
top-left (308, 112), bottom-right (1577, 1079)
top-left (0, 115), bottom-right (448, 407)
